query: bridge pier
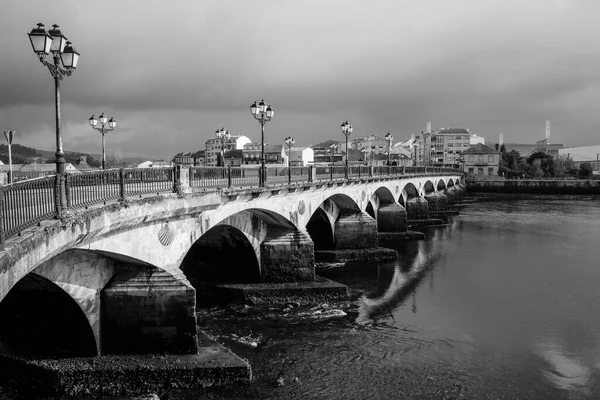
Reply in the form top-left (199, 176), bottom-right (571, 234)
top-left (405, 197), bottom-right (429, 220)
top-left (444, 186), bottom-right (457, 204)
top-left (376, 203), bottom-right (408, 232)
top-left (101, 266), bottom-right (198, 355)
top-left (260, 229), bottom-right (315, 282)
top-left (334, 211), bottom-right (378, 249)
top-left (424, 192), bottom-right (448, 212)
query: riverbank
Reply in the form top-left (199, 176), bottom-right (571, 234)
top-left (467, 178), bottom-right (600, 194)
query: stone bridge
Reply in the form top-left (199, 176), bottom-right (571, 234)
top-left (0, 173), bottom-right (463, 357)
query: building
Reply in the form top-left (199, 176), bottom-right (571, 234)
top-left (242, 143), bottom-right (285, 165)
top-left (352, 134), bottom-right (390, 155)
top-left (313, 150), bottom-right (343, 165)
top-left (461, 143), bottom-right (501, 176)
top-left (284, 146), bottom-right (314, 167)
top-left (173, 152), bottom-right (195, 165)
top-left (470, 134), bottom-right (486, 145)
top-left (205, 135), bottom-right (251, 166)
top-left (558, 145), bottom-right (600, 171)
top-left (535, 139), bottom-right (563, 159)
top-left (223, 150), bottom-right (244, 167)
top-left (137, 160), bottom-right (172, 168)
top-left (431, 128), bottom-right (471, 165)
top-left (173, 150), bottom-right (205, 166)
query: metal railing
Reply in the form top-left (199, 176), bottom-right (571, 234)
top-left (1, 175), bottom-right (56, 239)
top-left (0, 164), bottom-right (462, 248)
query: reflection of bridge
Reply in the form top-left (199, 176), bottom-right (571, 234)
top-left (0, 165), bottom-right (463, 359)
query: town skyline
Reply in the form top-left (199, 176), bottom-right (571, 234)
top-left (1, 0), bottom-right (599, 158)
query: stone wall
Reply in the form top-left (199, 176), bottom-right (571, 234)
top-left (101, 265), bottom-right (198, 355)
top-left (377, 204), bottom-right (407, 232)
top-left (467, 179), bottom-right (600, 194)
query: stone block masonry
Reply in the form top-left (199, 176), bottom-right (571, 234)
top-left (101, 266), bottom-right (198, 355)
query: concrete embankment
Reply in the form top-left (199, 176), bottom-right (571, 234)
top-left (467, 179), bottom-right (600, 194)
top-left (0, 331), bottom-right (251, 397)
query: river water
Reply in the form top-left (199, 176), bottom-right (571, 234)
top-left (192, 195), bottom-right (600, 400)
top-left (3, 196), bottom-right (600, 399)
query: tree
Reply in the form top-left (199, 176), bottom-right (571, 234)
top-left (579, 163), bottom-right (593, 179)
top-left (553, 155), bottom-right (575, 177)
top-left (526, 151), bottom-right (555, 177)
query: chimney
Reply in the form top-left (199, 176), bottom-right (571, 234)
top-left (545, 120), bottom-right (551, 143)
top-left (499, 132), bottom-right (504, 146)
top-left (426, 122), bottom-right (432, 133)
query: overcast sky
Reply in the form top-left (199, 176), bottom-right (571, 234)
top-left (0, 0), bottom-right (598, 158)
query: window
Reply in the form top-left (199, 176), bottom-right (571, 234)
top-left (468, 156), bottom-right (474, 162)
top-left (478, 155), bottom-right (484, 163)
top-left (478, 167), bottom-right (484, 175)
top-left (488, 155), bottom-right (494, 163)
top-left (488, 168), bottom-right (494, 175)
top-left (468, 168), bottom-right (474, 173)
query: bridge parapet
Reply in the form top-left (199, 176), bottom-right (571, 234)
top-left (0, 165), bottom-right (462, 250)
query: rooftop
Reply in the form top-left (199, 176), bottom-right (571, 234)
top-left (461, 143), bottom-right (499, 155)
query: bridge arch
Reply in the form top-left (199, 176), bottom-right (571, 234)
top-left (307, 193), bottom-right (376, 250)
top-left (0, 272), bottom-right (97, 357)
top-left (400, 182), bottom-right (419, 203)
top-left (365, 201), bottom-right (376, 220)
top-left (437, 179), bottom-right (446, 191)
top-left (181, 224), bottom-right (260, 285)
top-left (183, 208), bottom-right (314, 285)
top-left (423, 180), bottom-right (436, 195)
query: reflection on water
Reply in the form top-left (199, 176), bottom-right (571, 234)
top-left (347, 197), bottom-right (600, 398)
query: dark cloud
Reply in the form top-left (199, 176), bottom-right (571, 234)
top-left (1, 0), bottom-right (599, 159)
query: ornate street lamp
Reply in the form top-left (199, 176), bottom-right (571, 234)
top-left (89, 113), bottom-right (116, 170)
top-left (284, 136), bottom-right (295, 183)
top-left (3, 130), bottom-right (15, 183)
top-left (28, 23), bottom-right (80, 215)
top-left (362, 148), bottom-right (371, 166)
top-left (329, 143), bottom-right (336, 168)
top-left (385, 132), bottom-right (393, 166)
top-left (285, 136), bottom-right (295, 167)
top-left (413, 142), bottom-right (420, 166)
top-left (340, 121), bottom-right (353, 179)
top-left (250, 99), bottom-right (274, 186)
top-left (215, 127), bottom-right (231, 167)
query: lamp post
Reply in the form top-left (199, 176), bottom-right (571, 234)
top-left (413, 142), bottom-right (420, 166)
top-left (385, 132), bottom-right (393, 166)
top-left (250, 100), bottom-right (274, 187)
top-left (329, 143), bottom-right (336, 168)
top-left (215, 127), bottom-right (231, 167)
top-left (3, 130), bottom-right (15, 183)
top-left (88, 113), bottom-right (116, 170)
top-left (285, 136), bottom-right (295, 183)
top-left (28, 23), bottom-right (80, 215)
top-left (362, 148), bottom-right (371, 166)
top-left (285, 136), bottom-right (295, 167)
top-left (340, 121), bottom-right (353, 179)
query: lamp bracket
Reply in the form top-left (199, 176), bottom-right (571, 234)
top-left (40, 55), bottom-right (72, 80)
top-left (92, 126), bottom-right (114, 133)
top-left (253, 115), bottom-right (272, 125)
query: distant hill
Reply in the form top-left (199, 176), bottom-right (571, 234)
top-left (0, 143), bottom-right (102, 168)
top-left (312, 140), bottom-right (340, 149)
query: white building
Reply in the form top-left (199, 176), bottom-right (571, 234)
top-left (137, 160), bottom-right (173, 168)
top-left (470, 134), bottom-right (485, 145)
top-left (284, 146), bottom-right (314, 167)
top-left (558, 145), bottom-right (600, 171)
top-left (205, 134), bottom-right (251, 166)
